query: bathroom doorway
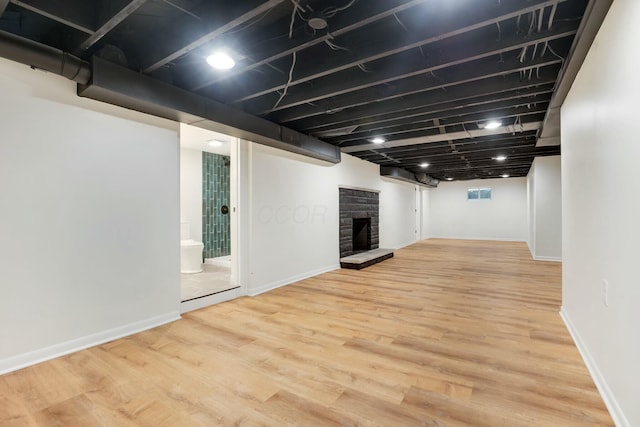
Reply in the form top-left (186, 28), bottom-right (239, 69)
top-left (179, 124), bottom-right (240, 309)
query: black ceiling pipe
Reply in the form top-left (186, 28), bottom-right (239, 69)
top-left (381, 166), bottom-right (439, 188)
top-left (79, 57), bottom-right (341, 164)
top-left (0, 29), bottom-right (90, 84)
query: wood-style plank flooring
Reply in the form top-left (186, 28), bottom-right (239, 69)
top-left (0, 239), bottom-right (613, 426)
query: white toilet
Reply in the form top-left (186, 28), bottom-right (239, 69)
top-left (180, 221), bottom-right (204, 274)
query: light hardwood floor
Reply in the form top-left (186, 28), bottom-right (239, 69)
top-left (0, 239), bottom-right (612, 426)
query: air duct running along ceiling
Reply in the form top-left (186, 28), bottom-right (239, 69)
top-left (0, 30), bottom-right (340, 164)
top-left (381, 167), bottom-right (439, 188)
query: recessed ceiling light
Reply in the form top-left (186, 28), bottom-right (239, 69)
top-left (420, 162), bottom-right (430, 168)
top-left (206, 51), bottom-right (235, 70)
top-left (495, 155), bottom-right (507, 161)
top-left (501, 174), bottom-right (510, 178)
top-left (208, 139), bottom-right (223, 147)
top-left (484, 120), bottom-right (502, 130)
top-left (370, 137), bottom-right (386, 144)
top-left (446, 177), bottom-right (454, 181)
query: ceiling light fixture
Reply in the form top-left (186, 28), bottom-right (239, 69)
top-left (206, 51), bottom-right (235, 70)
top-left (420, 162), bottom-right (430, 168)
top-left (495, 155), bottom-right (507, 161)
top-left (484, 120), bottom-right (502, 130)
top-left (501, 174), bottom-right (510, 178)
top-left (370, 137), bottom-right (386, 144)
top-left (446, 177), bottom-right (454, 181)
top-left (208, 139), bottom-right (223, 147)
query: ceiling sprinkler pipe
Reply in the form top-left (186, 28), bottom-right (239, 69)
top-left (0, 29), bottom-right (91, 84)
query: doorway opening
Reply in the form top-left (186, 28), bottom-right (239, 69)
top-left (179, 123), bottom-right (240, 308)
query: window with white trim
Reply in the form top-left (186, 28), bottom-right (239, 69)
top-left (467, 187), bottom-right (491, 200)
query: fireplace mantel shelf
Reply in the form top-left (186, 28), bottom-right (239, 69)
top-left (340, 248), bottom-right (394, 270)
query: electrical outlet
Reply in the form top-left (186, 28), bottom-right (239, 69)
top-left (602, 279), bottom-right (609, 307)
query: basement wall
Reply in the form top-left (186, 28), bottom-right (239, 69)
top-left (244, 143), bottom-right (419, 295)
top-left (0, 58), bottom-right (181, 374)
top-left (426, 177), bottom-right (528, 241)
top-left (561, 0), bottom-right (640, 425)
top-left (527, 156), bottom-right (562, 261)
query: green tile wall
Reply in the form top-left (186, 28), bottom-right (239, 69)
top-left (202, 152), bottom-right (231, 258)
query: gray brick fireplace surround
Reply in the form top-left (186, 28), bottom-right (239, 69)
top-left (339, 188), bottom-right (380, 258)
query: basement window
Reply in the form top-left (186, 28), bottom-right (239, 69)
top-left (467, 188), bottom-right (492, 200)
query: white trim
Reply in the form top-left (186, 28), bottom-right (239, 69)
top-left (426, 235), bottom-right (526, 242)
top-left (338, 185), bottom-right (380, 194)
top-left (533, 255), bottom-right (562, 262)
top-left (0, 311), bottom-right (180, 376)
top-left (180, 286), bottom-right (245, 313)
top-left (560, 308), bottom-right (630, 427)
top-left (249, 264), bottom-right (340, 297)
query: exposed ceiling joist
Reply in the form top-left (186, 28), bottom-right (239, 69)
top-left (242, 22), bottom-right (578, 114)
top-left (10, 0), bottom-right (94, 34)
top-left (75, 0), bottom-right (149, 54)
top-left (342, 122), bottom-right (543, 153)
top-left (0, 0), bottom-right (9, 16)
top-left (326, 98), bottom-right (551, 144)
top-left (142, 0), bottom-right (287, 73)
top-left (229, 0), bottom-right (569, 106)
top-left (272, 56), bottom-right (562, 124)
top-left (298, 72), bottom-right (558, 133)
top-left (191, 0), bottom-right (430, 91)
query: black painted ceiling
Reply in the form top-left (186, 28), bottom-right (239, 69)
top-left (0, 0), bottom-right (589, 180)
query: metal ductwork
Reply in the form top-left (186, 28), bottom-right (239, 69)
top-left (0, 29), bottom-right (90, 84)
top-left (0, 30), bottom-right (341, 164)
top-left (381, 167), bottom-right (439, 188)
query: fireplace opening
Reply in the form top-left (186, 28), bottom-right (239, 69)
top-left (352, 218), bottom-right (371, 253)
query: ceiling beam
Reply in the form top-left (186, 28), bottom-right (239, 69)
top-left (9, 0), bottom-right (94, 34)
top-left (272, 56), bottom-right (561, 124)
top-left (229, 0), bottom-right (569, 106)
top-left (142, 0), bottom-right (287, 73)
top-left (190, 0), bottom-right (429, 91)
top-left (299, 70), bottom-right (558, 133)
top-left (0, 0), bottom-right (9, 16)
top-left (74, 0), bottom-right (148, 54)
top-left (310, 86), bottom-right (553, 140)
top-left (242, 22), bottom-right (578, 115)
top-left (323, 95), bottom-right (552, 143)
top-left (342, 122), bottom-right (543, 153)
top-left (368, 132), bottom-right (539, 155)
top-left (332, 107), bottom-right (548, 146)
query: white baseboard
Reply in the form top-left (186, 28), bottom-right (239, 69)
top-left (248, 264), bottom-right (340, 297)
top-left (180, 286), bottom-right (245, 313)
top-left (0, 311), bottom-right (181, 376)
top-left (533, 255), bottom-right (562, 262)
top-left (560, 308), bottom-right (630, 427)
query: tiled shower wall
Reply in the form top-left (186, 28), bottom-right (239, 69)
top-left (202, 152), bottom-right (231, 258)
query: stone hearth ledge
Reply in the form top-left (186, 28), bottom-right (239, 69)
top-left (339, 248), bottom-right (394, 270)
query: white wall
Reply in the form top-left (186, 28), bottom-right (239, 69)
top-left (527, 156), bottom-right (562, 261)
top-left (561, 1), bottom-right (639, 425)
top-left (0, 58), bottom-right (181, 374)
top-left (246, 143), bottom-right (418, 295)
top-left (420, 188), bottom-right (432, 240)
top-left (527, 161), bottom-right (536, 253)
top-left (180, 148), bottom-right (202, 241)
top-left (427, 177), bottom-right (528, 241)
